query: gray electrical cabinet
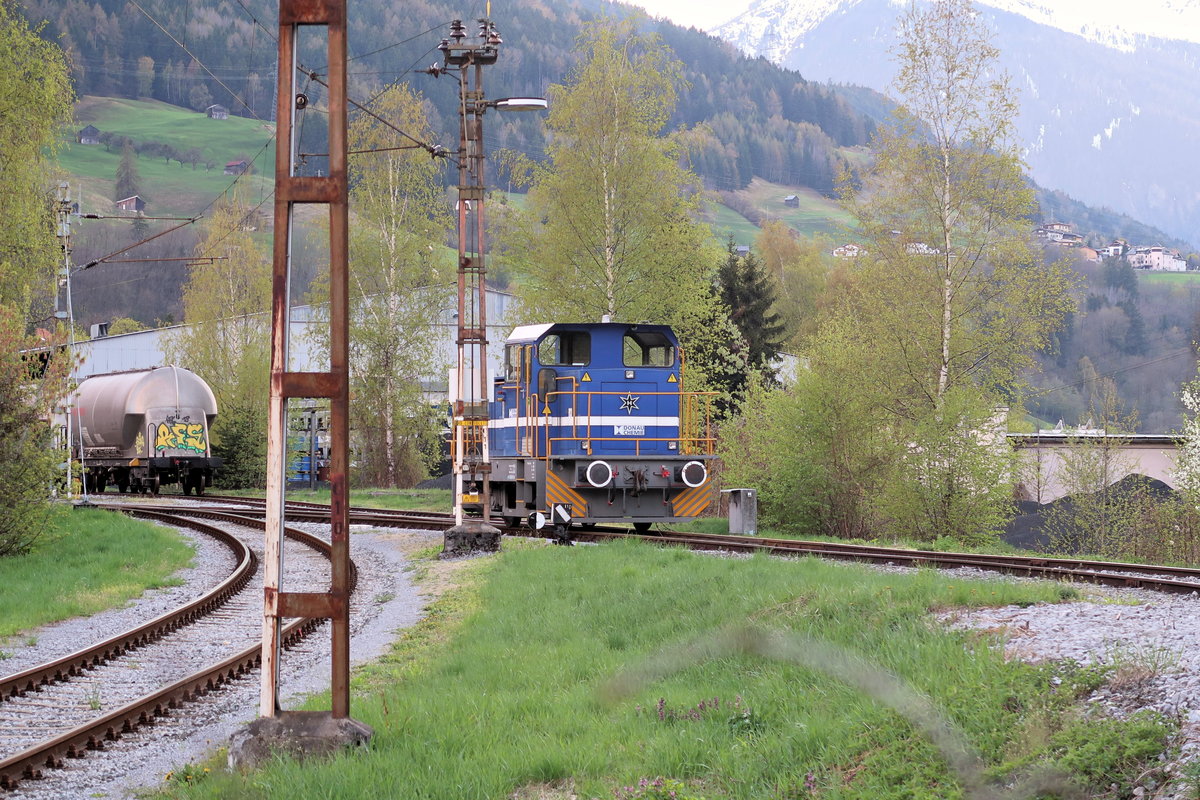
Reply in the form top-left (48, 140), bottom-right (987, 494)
top-left (724, 488), bottom-right (758, 535)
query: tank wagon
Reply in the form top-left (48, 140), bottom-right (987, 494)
top-left (486, 322), bottom-right (715, 532)
top-left (71, 366), bottom-right (221, 495)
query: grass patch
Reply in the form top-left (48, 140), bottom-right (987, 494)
top-left (729, 178), bottom-right (857, 239)
top-left (702, 200), bottom-right (760, 246)
top-left (152, 540), bottom-right (1169, 799)
top-left (1136, 271), bottom-right (1200, 287)
top-left (0, 506), bottom-right (193, 638)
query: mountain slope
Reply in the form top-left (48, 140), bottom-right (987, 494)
top-left (717, 0), bottom-right (1200, 246)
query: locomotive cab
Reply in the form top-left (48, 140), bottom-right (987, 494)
top-left (488, 322), bottom-right (714, 530)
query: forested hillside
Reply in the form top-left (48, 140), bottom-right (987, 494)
top-left (28, 0), bottom-right (872, 197)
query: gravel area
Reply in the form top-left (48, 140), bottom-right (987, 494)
top-left (932, 567), bottom-right (1200, 798)
top-left (2, 516), bottom-right (438, 800)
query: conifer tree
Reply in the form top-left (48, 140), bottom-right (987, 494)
top-left (717, 237), bottom-right (786, 372)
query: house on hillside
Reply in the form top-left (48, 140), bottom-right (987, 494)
top-left (77, 125), bottom-right (101, 145)
top-left (206, 104), bottom-right (229, 120)
top-left (832, 243), bottom-right (865, 258)
top-left (1100, 239), bottom-right (1127, 258)
top-left (224, 159), bottom-right (250, 175)
top-left (115, 195), bottom-right (145, 214)
top-left (783, 194), bottom-right (799, 208)
top-left (1129, 245), bottom-right (1187, 271)
top-left (1078, 246), bottom-right (1102, 263)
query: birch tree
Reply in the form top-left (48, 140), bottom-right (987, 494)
top-left (309, 84), bottom-right (452, 487)
top-left (501, 18), bottom-right (716, 326)
top-left (844, 0), bottom-right (1075, 419)
top-left (723, 0), bottom-right (1076, 543)
top-left (0, 1), bottom-right (72, 316)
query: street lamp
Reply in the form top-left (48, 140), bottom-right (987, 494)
top-left (426, 18), bottom-right (545, 555)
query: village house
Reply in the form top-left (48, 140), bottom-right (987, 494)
top-left (115, 195), bottom-right (146, 214)
top-left (205, 104), bottom-right (229, 120)
top-left (782, 194), bottom-right (799, 208)
top-left (223, 159), bottom-right (250, 175)
top-left (1034, 221), bottom-right (1084, 246)
top-left (77, 125), bottom-right (100, 145)
top-left (1128, 245), bottom-right (1187, 271)
top-left (832, 243), bottom-right (865, 258)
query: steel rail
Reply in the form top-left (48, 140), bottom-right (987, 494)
top-left (192, 498), bottom-right (1200, 590)
top-left (0, 510), bottom-right (256, 702)
top-left (0, 509), bottom-right (357, 791)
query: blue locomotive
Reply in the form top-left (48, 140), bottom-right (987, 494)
top-left (487, 321), bottom-right (715, 531)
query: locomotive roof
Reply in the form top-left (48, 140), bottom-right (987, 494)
top-left (504, 322), bottom-right (675, 345)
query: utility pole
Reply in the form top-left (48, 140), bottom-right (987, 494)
top-left (436, 18), bottom-right (503, 555)
top-left (54, 183), bottom-right (88, 504)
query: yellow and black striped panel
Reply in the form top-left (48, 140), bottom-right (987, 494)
top-left (545, 469), bottom-right (589, 517)
top-left (671, 482), bottom-right (713, 519)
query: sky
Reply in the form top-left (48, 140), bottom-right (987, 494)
top-left (623, 0), bottom-right (754, 30)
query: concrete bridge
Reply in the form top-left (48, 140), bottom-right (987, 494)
top-left (1008, 432), bottom-right (1181, 503)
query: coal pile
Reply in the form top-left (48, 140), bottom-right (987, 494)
top-left (1003, 474), bottom-right (1176, 552)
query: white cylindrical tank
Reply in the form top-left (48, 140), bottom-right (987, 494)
top-left (72, 366), bottom-right (218, 458)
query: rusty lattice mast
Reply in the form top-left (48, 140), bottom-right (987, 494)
top-left (263, 0), bottom-right (352, 719)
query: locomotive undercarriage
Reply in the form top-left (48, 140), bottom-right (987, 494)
top-left (487, 455), bottom-right (711, 531)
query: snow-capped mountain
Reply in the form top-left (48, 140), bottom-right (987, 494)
top-left (715, 0), bottom-right (1200, 245)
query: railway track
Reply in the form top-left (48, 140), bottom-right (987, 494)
top-left (0, 507), bottom-right (357, 792)
top-left (169, 495), bottom-right (1200, 594)
top-left (13, 495), bottom-right (1197, 792)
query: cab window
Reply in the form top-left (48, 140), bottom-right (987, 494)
top-left (504, 345), bottom-right (521, 380)
top-left (537, 331), bottom-right (591, 366)
top-left (623, 330), bottom-right (675, 367)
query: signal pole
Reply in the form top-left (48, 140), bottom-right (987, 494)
top-left (436, 18), bottom-right (503, 555)
top-left (54, 183), bottom-right (88, 504)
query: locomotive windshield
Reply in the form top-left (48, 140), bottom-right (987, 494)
top-left (537, 331), bottom-right (591, 366)
top-left (623, 330), bottom-right (675, 367)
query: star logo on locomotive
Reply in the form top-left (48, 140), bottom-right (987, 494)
top-left (619, 393), bottom-right (640, 414)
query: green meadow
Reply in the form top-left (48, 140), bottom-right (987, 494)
top-left (61, 96), bottom-right (275, 217)
top-left (0, 506), bottom-right (193, 641)
top-left (155, 539), bottom-right (1175, 799)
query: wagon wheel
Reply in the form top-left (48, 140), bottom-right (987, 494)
top-left (195, 478), bottom-right (205, 496)
top-left (181, 475), bottom-right (193, 496)
top-left (95, 473), bottom-right (107, 494)
top-left (150, 475), bottom-right (160, 496)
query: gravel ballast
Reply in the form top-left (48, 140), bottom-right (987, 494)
top-left (2, 517), bottom-right (437, 800)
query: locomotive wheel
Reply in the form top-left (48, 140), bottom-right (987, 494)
top-left (632, 522), bottom-right (652, 534)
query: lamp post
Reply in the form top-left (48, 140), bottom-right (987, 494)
top-left (428, 18), bottom-right (544, 554)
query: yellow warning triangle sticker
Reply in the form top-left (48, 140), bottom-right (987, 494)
top-left (581, 372), bottom-right (592, 382)
top-left (667, 373), bottom-right (677, 383)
